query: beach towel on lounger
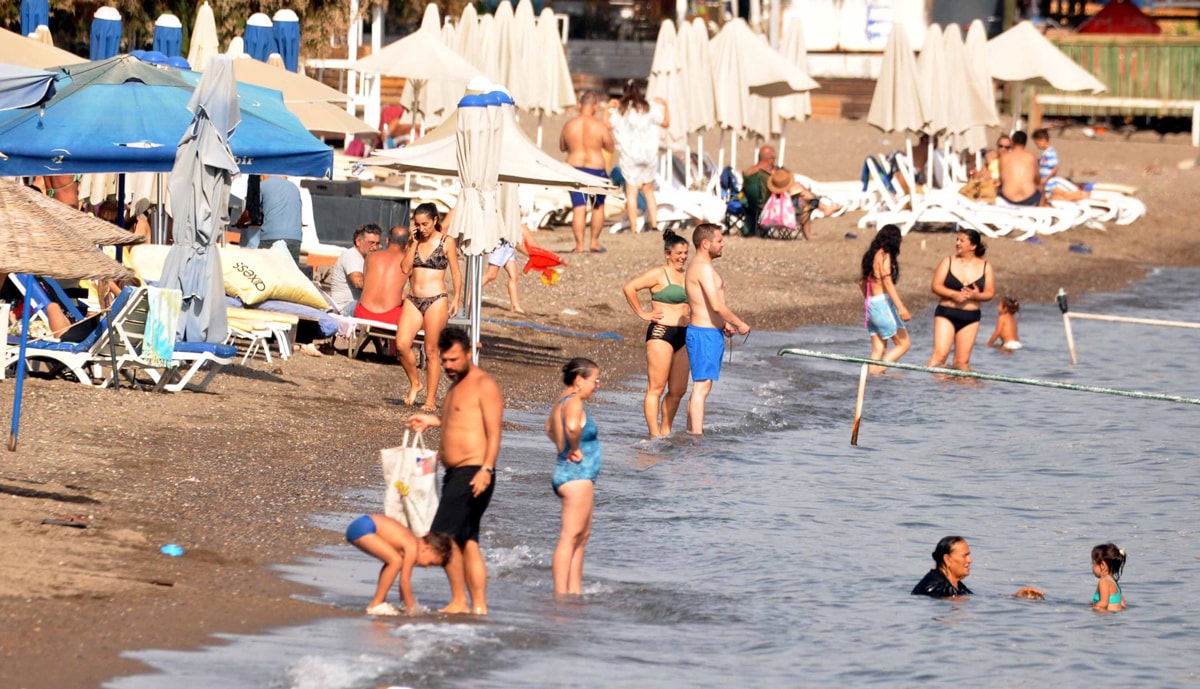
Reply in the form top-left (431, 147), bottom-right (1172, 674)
top-left (144, 287), bottom-right (182, 367)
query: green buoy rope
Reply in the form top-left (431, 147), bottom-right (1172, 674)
top-left (777, 348), bottom-right (1200, 407)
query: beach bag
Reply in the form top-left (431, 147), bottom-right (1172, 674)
top-left (380, 431), bottom-right (439, 537)
top-left (757, 192), bottom-right (798, 232)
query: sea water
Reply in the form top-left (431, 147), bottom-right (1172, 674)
top-left (108, 268), bottom-right (1200, 688)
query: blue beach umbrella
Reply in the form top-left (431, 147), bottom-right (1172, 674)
top-left (89, 6), bottom-right (123, 60)
top-left (0, 55), bottom-right (333, 178)
top-left (272, 9), bottom-right (300, 72)
top-left (0, 180), bottom-right (137, 451)
top-left (153, 13), bottom-right (184, 57)
top-left (167, 56), bottom-right (191, 70)
top-left (20, 0), bottom-right (50, 37)
top-left (244, 13), bottom-right (275, 62)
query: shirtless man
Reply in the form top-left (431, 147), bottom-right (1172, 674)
top-left (353, 225), bottom-right (409, 330)
top-left (406, 327), bottom-right (503, 614)
top-left (684, 223), bottom-right (751, 435)
top-left (997, 131), bottom-right (1041, 207)
top-left (560, 91), bottom-right (614, 254)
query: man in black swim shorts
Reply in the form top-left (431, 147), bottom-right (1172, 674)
top-left (406, 328), bottom-right (504, 615)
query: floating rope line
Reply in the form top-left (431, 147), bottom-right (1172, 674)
top-left (777, 348), bottom-right (1200, 407)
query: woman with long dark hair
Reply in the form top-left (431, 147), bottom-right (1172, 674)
top-left (607, 80), bottom-right (670, 234)
top-left (859, 225), bottom-right (911, 374)
top-left (622, 228), bottom-right (690, 437)
top-left (398, 203), bottom-right (462, 410)
top-left (926, 228), bottom-right (994, 371)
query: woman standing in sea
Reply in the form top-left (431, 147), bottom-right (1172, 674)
top-left (622, 229), bottom-right (691, 437)
top-left (926, 228), bottom-right (994, 371)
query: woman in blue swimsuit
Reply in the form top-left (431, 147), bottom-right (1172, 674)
top-left (926, 229), bottom-right (994, 371)
top-left (545, 358), bottom-right (602, 595)
top-left (622, 229), bottom-right (691, 437)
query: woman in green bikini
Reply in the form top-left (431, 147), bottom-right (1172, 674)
top-left (622, 229), bottom-right (691, 437)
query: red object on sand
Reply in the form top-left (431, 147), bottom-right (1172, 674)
top-left (1078, 0), bottom-right (1160, 35)
top-left (522, 244), bottom-right (567, 282)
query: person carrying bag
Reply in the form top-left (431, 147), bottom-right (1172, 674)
top-left (380, 430), bottom-right (439, 537)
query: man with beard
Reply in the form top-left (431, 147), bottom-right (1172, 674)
top-left (684, 223), bottom-right (751, 435)
top-left (405, 327), bottom-right (503, 614)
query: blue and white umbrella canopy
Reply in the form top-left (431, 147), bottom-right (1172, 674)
top-left (89, 6), bottom-right (122, 61)
top-left (20, 0), bottom-right (50, 38)
top-left (0, 55), bottom-right (332, 178)
top-left (0, 63), bottom-right (56, 111)
top-left (272, 9), bottom-right (300, 73)
top-left (153, 13), bottom-right (184, 57)
top-left (244, 13), bottom-right (275, 63)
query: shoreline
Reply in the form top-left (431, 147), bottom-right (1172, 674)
top-left (1, 120), bottom-right (1197, 688)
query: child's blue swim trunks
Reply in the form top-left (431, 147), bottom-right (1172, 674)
top-left (346, 514), bottom-right (375, 542)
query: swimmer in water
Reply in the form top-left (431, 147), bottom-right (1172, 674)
top-left (345, 514), bottom-right (451, 615)
top-left (986, 295), bottom-right (1022, 350)
top-left (1091, 543), bottom-right (1127, 612)
top-left (911, 535), bottom-right (1044, 600)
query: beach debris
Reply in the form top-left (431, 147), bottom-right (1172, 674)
top-left (160, 543), bottom-right (185, 557)
top-left (844, 232), bottom-right (857, 240)
top-left (1069, 242), bottom-right (1093, 254)
top-left (562, 308), bottom-right (580, 316)
top-left (41, 515), bottom-right (88, 529)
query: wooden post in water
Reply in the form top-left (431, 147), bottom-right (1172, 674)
top-left (1057, 288), bottom-right (1077, 365)
top-left (851, 363), bottom-right (868, 446)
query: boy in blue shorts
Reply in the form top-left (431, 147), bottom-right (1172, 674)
top-left (345, 514), bottom-right (451, 616)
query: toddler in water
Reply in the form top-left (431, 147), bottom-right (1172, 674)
top-left (345, 514), bottom-right (451, 615)
top-left (1091, 543), bottom-right (1126, 612)
top-left (986, 295), bottom-right (1022, 350)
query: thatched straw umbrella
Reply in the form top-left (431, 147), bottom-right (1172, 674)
top-left (0, 178), bottom-right (137, 451)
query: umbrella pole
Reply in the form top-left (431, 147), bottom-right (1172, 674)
top-left (697, 131), bottom-right (705, 185)
top-left (730, 130), bottom-right (737, 173)
top-left (8, 278), bottom-right (35, 452)
top-left (1012, 83), bottom-right (1023, 132)
top-left (685, 139), bottom-right (692, 188)
top-left (155, 173), bottom-right (167, 245)
top-left (470, 255), bottom-right (483, 365)
top-left (778, 133), bottom-right (787, 167)
top-left (536, 111), bottom-right (544, 149)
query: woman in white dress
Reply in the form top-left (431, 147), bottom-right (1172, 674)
top-left (607, 80), bottom-right (670, 234)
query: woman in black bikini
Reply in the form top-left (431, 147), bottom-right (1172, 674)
top-left (926, 229), bottom-right (994, 371)
top-left (398, 203), bottom-right (462, 410)
top-left (621, 229), bottom-right (690, 437)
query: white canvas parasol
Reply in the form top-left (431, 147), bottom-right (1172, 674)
top-left (987, 21), bottom-right (1106, 130)
top-left (941, 23), bottom-right (997, 151)
top-left (867, 23), bottom-right (928, 134)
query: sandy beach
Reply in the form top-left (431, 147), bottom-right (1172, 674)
top-left (2, 118), bottom-right (1198, 688)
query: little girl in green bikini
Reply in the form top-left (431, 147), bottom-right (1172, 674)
top-left (1091, 543), bottom-right (1127, 612)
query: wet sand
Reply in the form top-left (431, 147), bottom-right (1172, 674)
top-left (1, 118), bottom-right (1198, 687)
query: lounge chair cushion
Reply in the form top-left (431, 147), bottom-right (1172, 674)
top-left (173, 341), bottom-right (238, 359)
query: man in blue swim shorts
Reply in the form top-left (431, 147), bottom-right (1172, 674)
top-left (560, 91), bottom-right (614, 253)
top-left (684, 223), bottom-right (751, 435)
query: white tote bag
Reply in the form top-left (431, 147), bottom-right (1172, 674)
top-left (380, 430), bottom-right (440, 537)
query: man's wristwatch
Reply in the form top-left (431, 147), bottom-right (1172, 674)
top-left (482, 467), bottom-right (494, 475)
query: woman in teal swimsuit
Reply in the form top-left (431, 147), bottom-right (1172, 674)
top-left (1091, 543), bottom-right (1127, 612)
top-left (546, 358), bottom-right (602, 595)
top-left (621, 229), bottom-right (690, 437)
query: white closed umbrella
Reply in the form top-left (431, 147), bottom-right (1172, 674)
top-left (916, 23), bottom-right (948, 136)
top-left (187, 1), bottom-right (220, 71)
top-left (773, 16), bottom-right (815, 166)
top-left (682, 18), bottom-right (716, 180)
top-left (987, 20), bottom-right (1106, 130)
top-left (527, 8), bottom-right (577, 147)
top-left (941, 24), bottom-right (997, 152)
top-left (448, 92), bottom-right (506, 256)
top-left (485, 1), bottom-right (514, 91)
top-left (963, 20), bottom-right (997, 152)
top-left (647, 20), bottom-right (689, 151)
top-left (455, 3), bottom-right (484, 70)
top-left (508, 0), bottom-right (537, 107)
top-left (867, 23), bottom-right (928, 134)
